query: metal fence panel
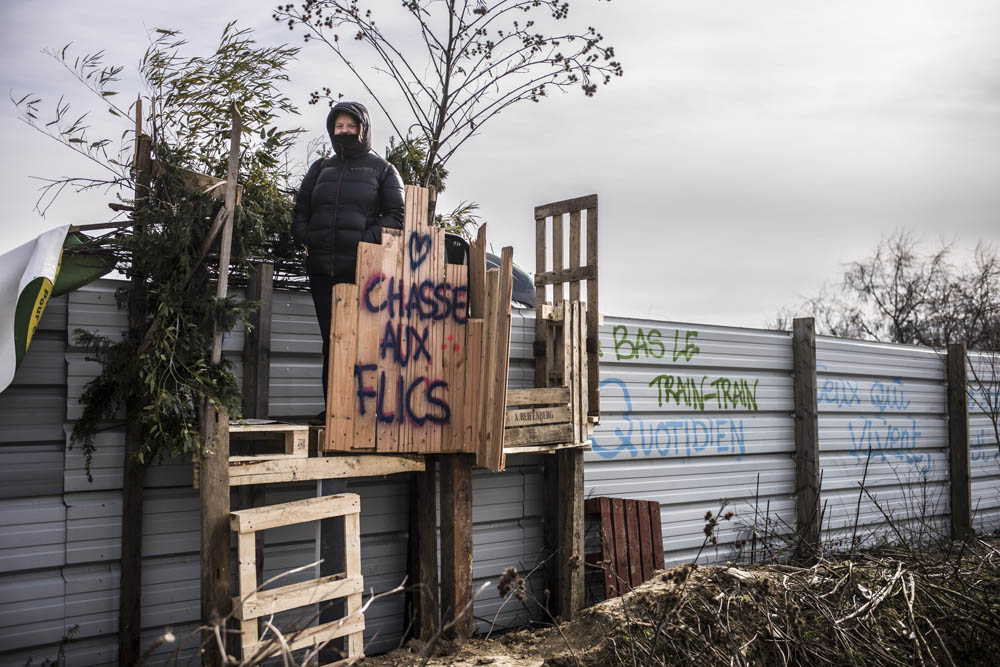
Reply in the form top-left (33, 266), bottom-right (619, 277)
top-left (816, 337), bottom-right (950, 550)
top-left (587, 315), bottom-right (796, 566)
top-left (968, 351), bottom-right (1000, 533)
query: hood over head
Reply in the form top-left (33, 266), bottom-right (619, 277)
top-left (327, 101), bottom-right (372, 159)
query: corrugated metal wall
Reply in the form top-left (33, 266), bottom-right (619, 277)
top-left (968, 351), bottom-right (1000, 533)
top-left (0, 293), bottom-right (67, 665)
top-left (815, 338), bottom-right (951, 549)
top-left (587, 316), bottom-right (796, 566)
top-left (3, 279), bottom-right (999, 665)
top-left (0, 281), bottom-right (543, 666)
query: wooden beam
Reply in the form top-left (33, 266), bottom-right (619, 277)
top-left (534, 265), bottom-right (597, 287)
top-left (439, 453), bottom-right (474, 639)
top-left (242, 262), bottom-right (273, 419)
top-left (200, 404), bottom-right (232, 659)
top-left (236, 532), bottom-right (259, 657)
top-left (245, 616), bottom-right (365, 658)
top-left (344, 509), bottom-right (364, 657)
top-left (412, 461), bottom-right (439, 639)
top-left (534, 194), bottom-right (598, 220)
top-left (556, 449), bottom-right (585, 619)
top-left (504, 422), bottom-right (575, 447)
top-left (534, 217), bottom-right (548, 389)
top-left (486, 248), bottom-right (514, 471)
top-left (119, 124), bottom-right (150, 667)
top-left (569, 210), bottom-right (581, 303)
top-left (506, 386), bottom-right (572, 407)
top-left (503, 442), bottom-right (591, 454)
top-left (235, 573), bottom-right (363, 620)
top-left (624, 500), bottom-right (641, 588)
top-left (585, 204), bottom-right (599, 417)
top-left (229, 453), bottom-right (422, 485)
top-left (947, 343), bottom-right (973, 540)
top-left (505, 405), bottom-right (572, 428)
top-left (792, 317), bottom-right (821, 561)
top-left (469, 224), bottom-right (488, 319)
top-left (201, 109), bottom-right (242, 663)
top-left (230, 493), bottom-right (360, 533)
top-left (552, 213), bottom-right (564, 306)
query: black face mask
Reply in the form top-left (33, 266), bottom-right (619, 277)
top-left (332, 132), bottom-right (366, 159)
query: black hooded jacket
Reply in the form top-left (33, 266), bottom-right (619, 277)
top-left (292, 101), bottom-right (405, 280)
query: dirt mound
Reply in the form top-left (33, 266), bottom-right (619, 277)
top-left (363, 538), bottom-right (1000, 666)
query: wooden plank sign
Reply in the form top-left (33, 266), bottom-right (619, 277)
top-left (323, 185), bottom-right (510, 467)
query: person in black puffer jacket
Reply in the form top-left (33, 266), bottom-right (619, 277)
top-left (292, 101), bottom-right (405, 417)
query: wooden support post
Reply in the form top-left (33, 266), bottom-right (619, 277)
top-left (239, 261), bottom-right (273, 615)
top-left (119, 110), bottom-right (150, 667)
top-left (407, 458), bottom-right (439, 640)
top-left (585, 203), bottom-right (599, 417)
top-left (242, 261), bottom-right (273, 419)
top-left (555, 448), bottom-right (585, 620)
top-left (534, 216), bottom-right (548, 389)
top-left (439, 453), bottom-right (474, 638)
top-left (201, 107), bottom-right (242, 666)
top-left (792, 317), bottom-right (821, 561)
top-left (947, 343), bottom-right (973, 540)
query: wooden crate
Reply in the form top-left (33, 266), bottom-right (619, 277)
top-left (232, 493), bottom-right (365, 663)
top-left (584, 497), bottom-right (664, 598)
top-left (503, 299), bottom-right (593, 455)
top-left (503, 386), bottom-right (576, 452)
top-left (228, 422), bottom-right (309, 460)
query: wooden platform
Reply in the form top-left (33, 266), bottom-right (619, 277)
top-left (194, 422), bottom-right (425, 487)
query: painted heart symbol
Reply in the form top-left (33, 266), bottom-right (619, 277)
top-left (408, 231), bottom-right (432, 271)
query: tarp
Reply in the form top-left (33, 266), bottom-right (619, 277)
top-left (0, 225), bottom-right (70, 392)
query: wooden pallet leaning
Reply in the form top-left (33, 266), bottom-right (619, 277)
top-left (584, 497), bottom-right (664, 598)
top-left (232, 493), bottom-right (365, 664)
top-left (534, 194), bottom-right (600, 424)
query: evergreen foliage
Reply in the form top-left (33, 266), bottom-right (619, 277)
top-left (15, 23), bottom-right (302, 470)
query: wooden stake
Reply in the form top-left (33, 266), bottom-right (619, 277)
top-left (439, 453), bottom-right (474, 638)
top-left (118, 117), bottom-right (151, 667)
top-left (792, 317), bottom-right (821, 562)
top-left (242, 262), bottom-right (273, 419)
top-left (947, 343), bottom-right (973, 540)
top-left (201, 107), bottom-right (242, 664)
top-left (585, 203), bottom-right (599, 417)
top-left (556, 448), bottom-right (585, 619)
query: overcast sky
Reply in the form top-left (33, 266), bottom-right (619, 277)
top-left (1, 1), bottom-right (998, 328)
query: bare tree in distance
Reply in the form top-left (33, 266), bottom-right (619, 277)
top-left (273, 0), bottom-right (623, 186)
top-left (772, 230), bottom-right (999, 349)
top-left (772, 229), bottom-right (1000, 451)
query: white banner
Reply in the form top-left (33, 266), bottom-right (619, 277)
top-left (0, 225), bottom-right (70, 393)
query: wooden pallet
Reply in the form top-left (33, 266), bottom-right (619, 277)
top-left (232, 493), bottom-right (365, 663)
top-left (584, 497), bottom-right (664, 598)
top-left (533, 195), bottom-right (599, 422)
